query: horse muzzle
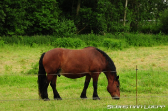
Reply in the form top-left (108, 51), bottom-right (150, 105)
top-left (112, 96), bottom-right (120, 100)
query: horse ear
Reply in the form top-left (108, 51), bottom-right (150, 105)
top-left (116, 75), bottom-right (119, 80)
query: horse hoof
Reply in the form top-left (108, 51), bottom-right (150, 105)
top-left (80, 95), bottom-right (87, 99)
top-left (81, 97), bottom-right (87, 99)
top-left (93, 97), bottom-right (100, 100)
top-left (44, 98), bottom-right (50, 101)
top-left (54, 98), bottom-right (62, 100)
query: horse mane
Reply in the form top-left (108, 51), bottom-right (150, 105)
top-left (95, 48), bottom-right (116, 72)
top-left (95, 48), bottom-right (119, 85)
top-left (84, 47), bottom-right (117, 73)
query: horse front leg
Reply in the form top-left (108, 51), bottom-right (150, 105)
top-left (50, 75), bottom-right (62, 100)
top-left (93, 81), bottom-right (100, 100)
top-left (92, 73), bottom-right (100, 100)
top-left (80, 75), bottom-right (91, 99)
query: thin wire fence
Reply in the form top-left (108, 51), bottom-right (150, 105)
top-left (0, 70), bottom-right (167, 76)
top-left (0, 71), bottom-right (117, 76)
top-left (0, 67), bottom-right (168, 102)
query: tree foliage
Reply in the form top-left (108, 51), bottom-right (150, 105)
top-left (159, 8), bottom-right (168, 34)
top-left (0, 0), bottom-right (168, 36)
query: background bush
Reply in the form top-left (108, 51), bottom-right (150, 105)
top-left (52, 38), bottom-right (85, 48)
top-left (0, 39), bottom-right (5, 47)
top-left (26, 62), bottom-right (39, 75)
top-left (123, 33), bottom-right (154, 46)
top-left (77, 34), bottom-right (103, 47)
top-left (53, 20), bottom-right (77, 37)
top-left (1, 33), bottom-right (168, 49)
top-left (123, 33), bottom-right (168, 47)
top-left (102, 38), bottom-right (127, 50)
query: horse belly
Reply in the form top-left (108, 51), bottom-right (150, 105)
top-left (62, 73), bottom-right (87, 79)
top-left (60, 64), bottom-right (90, 79)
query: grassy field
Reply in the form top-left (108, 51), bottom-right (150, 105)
top-left (0, 44), bottom-right (168, 111)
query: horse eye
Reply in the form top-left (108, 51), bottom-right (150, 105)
top-left (117, 85), bottom-right (119, 88)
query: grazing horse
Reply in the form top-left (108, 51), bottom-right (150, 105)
top-left (38, 47), bottom-right (120, 100)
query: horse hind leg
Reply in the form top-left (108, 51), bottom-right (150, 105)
top-left (41, 81), bottom-right (50, 101)
top-left (38, 75), bottom-right (50, 101)
top-left (42, 74), bottom-right (56, 101)
top-left (43, 83), bottom-right (50, 101)
top-left (50, 75), bottom-right (62, 100)
top-left (80, 75), bottom-right (91, 99)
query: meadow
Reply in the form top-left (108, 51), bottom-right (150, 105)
top-left (0, 44), bottom-right (168, 111)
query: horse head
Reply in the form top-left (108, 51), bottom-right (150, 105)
top-left (107, 75), bottom-right (120, 100)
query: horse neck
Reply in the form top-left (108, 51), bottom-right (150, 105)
top-left (104, 71), bottom-right (116, 84)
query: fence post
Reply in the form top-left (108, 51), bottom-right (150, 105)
top-left (136, 65), bottom-right (138, 105)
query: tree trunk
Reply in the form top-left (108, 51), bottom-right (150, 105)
top-left (76, 0), bottom-right (81, 16)
top-left (130, 0), bottom-right (139, 32)
top-left (123, 0), bottom-right (128, 26)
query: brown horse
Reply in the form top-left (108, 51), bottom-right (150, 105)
top-left (38, 47), bottom-right (120, 100)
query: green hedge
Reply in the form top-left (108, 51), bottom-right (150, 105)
top-left (123, 33), bottom-right (168, 47)
top-left (1, 33), bottom-right (168, 49)
top-left (52, 38), bottom-right (85, 48)
top-left (102, 38), bottom-right (127, 50)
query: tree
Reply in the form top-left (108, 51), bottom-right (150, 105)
top-left (76, 0), bottom-right (81, 16)
top-left (123, 0), bottom-right (128, 26)
top-left (0, 1), bottom-right (6, 35)
top-left (0, 0), bottom-right (27, 35)
top-left (25, 0), bottom-right (60, 35)
top-left (129, 0), bottom-right (139, 32)
top-left (159, 8), bottom-right (168, 34)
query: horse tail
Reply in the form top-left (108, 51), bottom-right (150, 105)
top-left (38, 53), bottom-right (46, 99)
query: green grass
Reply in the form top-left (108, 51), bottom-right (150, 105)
top-left (0, 44), bottom-right (168, 111)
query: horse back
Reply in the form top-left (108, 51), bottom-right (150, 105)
top-left (43, 47), bottom-right (107, 77)
top-left (61, 47), bottom-right (106, 74)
